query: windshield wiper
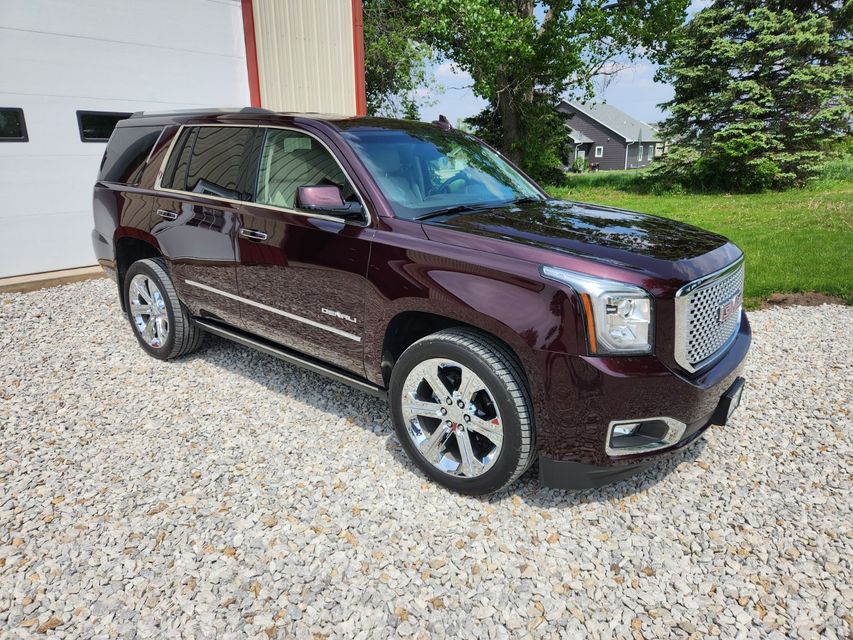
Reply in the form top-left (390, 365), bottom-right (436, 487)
top-left (511, 196), bottom-right (545, 205)
top-left (413, 203), bottom-right (496, 221)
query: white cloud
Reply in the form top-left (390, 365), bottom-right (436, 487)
top-left (434, 62), bottom-right (473, 85)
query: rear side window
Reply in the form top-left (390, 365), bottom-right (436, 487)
top-left (185, 126), bottom-right (254, 199)
top-left (0, 108), bottom-right (28, 142)
top-left (160, 128), bottom-right (196, 191)
top-left (98, 125), bottom-right (162, 184)
top-left (77, 111), bottom-right (132, 142)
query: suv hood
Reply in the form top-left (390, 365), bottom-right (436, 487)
top-left (420, 199), bottom-right (729, 266)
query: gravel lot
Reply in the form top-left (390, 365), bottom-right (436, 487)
top-left (1, 279), bottom-right (850, 639)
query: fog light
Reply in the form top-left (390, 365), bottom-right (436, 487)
top-left (606, 417), bottom-right (687, 457)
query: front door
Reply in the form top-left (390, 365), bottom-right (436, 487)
top-left (235, 127), bottom-right (372, 376)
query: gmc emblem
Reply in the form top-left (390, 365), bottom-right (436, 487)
top-left (718, 293), bottom-right (742, 323)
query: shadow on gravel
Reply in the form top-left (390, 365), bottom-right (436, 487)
top-left (191, 334), bottom-right (710, 506)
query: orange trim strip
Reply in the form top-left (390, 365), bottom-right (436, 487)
top-left (580, 293), bottom-right (597, 353)
top-left (241, 0), bottom-right (262, 107)
top-left (351, 0), bottom-right (367, 115)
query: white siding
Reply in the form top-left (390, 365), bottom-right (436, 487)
top-left (0, 0), bottom-right (250, 277)
top-left (252, 0), bottom-right (356, 115)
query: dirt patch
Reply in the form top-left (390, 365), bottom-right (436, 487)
top-left (759, 292), bottom-right (848, 309)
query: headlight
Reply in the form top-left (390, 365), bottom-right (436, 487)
top-left (540, 265), bottom-right (653, 355)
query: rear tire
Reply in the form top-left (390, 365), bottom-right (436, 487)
top-left (390, 328), bottom-right (535, 495)
top-left (124, 258), bottom-right (203, 360)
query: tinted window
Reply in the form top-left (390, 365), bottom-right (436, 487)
top-left (256, 129), bottom-right (354, 209)
top-left (186, 126), bottom-right (254, 199)
top-left (160, 128), bottom-right (196, 191)
top-left (341, 125), bottom-right (541, 220)
top-left (98, 125), bottom-right (162, 184)
top-left (0, 108), bottom-right (28, 142)
top-left (78, 111), bottom-right (132, 142)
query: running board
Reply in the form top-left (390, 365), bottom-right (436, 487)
top-left (194, 318), bottom-right (388, 399)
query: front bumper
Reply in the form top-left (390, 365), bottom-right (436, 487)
top-left (535, 312), bottom-right (751, 489)
top-left (539, 376), bottom-right (745, 489)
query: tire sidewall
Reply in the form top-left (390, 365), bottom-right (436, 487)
top-left (124, 260), bottom-right (178, 359)
top-left (390, 336), bottom-right (526, 495)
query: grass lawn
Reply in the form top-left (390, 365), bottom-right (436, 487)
top-left (546, 169), bottom-right (853, 308)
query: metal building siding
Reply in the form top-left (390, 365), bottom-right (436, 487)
top-left (252, 0), bottom-right (357, 115)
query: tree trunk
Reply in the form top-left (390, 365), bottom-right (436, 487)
top-left (497, 0), bottom-right (535, 164)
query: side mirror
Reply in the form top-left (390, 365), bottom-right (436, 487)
top-left (296, 185), bottom-right (363, 221)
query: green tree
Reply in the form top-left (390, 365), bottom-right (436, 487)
top-left (409, 0), bottom-right (689, 173)
top-left (364, 0), bottom-right (437, 118)
top-left (655, 0), bottom-right (853, 191)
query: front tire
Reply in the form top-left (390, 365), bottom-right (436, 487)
top-left (124, 258), bottom-right (203, 360)
top-left (390, 328), bottom-right (535, 495)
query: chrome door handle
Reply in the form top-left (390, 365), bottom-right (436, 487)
top-left (157, 209), bottom-right (178, 221)
top-left (240, 228), bottom-right (268, 241)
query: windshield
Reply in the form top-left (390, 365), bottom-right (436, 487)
top-left (340, 125), bottom-right (543, 220)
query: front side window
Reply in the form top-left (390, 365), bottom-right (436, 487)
top-left (255, 129), bottom-right (355, 209)
top-left (0, 108), bottom-right (28, 142)
top-left (78, 111), bottom-right (132, 142)
top-left (185, 126), bottom-right (254, 199)
top-left (341, 124), bottom-right (542, 220)
top-left (594, 145), bottom-right (604, 158)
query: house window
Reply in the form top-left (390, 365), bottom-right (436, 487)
top-left (0, 108), bottom-right (28, 142)
top-left (638, 144), bottom-right (643, 162)
top-left (576, 148), bottom-right (586, 161)
top-left (77, 111), bottom-right (132, 142)
top-left (594, 145), bottom-right (604, 158)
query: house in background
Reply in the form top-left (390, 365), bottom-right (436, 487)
top-left (558, 101), bottom-right (661, 171)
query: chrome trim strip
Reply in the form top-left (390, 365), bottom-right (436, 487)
top-left (184, 280), bottom-right (361, 342)
top-left (605, 416), bottom-right (687, 457)
top-left (153, 123), bottom-right (372, 227)
top-left (674, 257), bottom-right (745, 373)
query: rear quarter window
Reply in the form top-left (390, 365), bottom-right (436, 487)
top-left (99, 125), bottom-right (163, 184)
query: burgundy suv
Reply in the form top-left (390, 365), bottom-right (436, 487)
top-left (92, 108), bottom-right (749, 495)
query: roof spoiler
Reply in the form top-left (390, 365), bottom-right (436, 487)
top-left (431, 114), bottom-right (452, 131)
top-left (129, 107), bottom-right (275, 119)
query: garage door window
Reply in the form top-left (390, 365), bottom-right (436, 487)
top-left (185, 126), bottom-right (255, 199)
top-left (78, 111), bottom-right (132, 142)
top-left (0, 108), bottom-right (28, 142)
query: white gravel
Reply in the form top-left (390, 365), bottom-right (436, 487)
top-left (0, 279), bottom-right (850, 639)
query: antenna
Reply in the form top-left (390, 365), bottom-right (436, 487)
top-left (432, 114), bottom-right (452, 131)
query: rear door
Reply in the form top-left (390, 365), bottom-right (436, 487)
top-left (234, 127), bottom-right (372, 376)
top-left (153, 125), bottom-right (257, 328)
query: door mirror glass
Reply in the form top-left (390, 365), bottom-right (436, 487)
top-left (297, 185), bottom-right (363, 220)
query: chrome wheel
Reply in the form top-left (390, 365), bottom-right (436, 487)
top-left (401, 358), bottom-right (503, 478)
top-left (128, 274), bottom-right (169, 348)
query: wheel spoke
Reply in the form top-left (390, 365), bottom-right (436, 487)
top-left (134, 279), bottom-right (152, 304)
top-left (419, 424), bottom-right (450, 463)
top-left (142, 317), bottom-right (155, 344)
top-left (423, 369), bottom-right (450, 401)
top-left (456, 429), bottom-right (483, 477)
top-left (457, 369), bottom-right (484, 405)
top-left (155, 316), bottom-right (169, 342)
top-left (130, 300), bottom-right (152, 315)
top-left (468, 415), bottom-right (503, 447)
top-left (402, 395), bottom-right (443, 418)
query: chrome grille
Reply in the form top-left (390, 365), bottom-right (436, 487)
top-left (674, 259), bottom-right (744, 372)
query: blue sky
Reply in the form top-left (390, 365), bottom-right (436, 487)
top-left (421, 1), bottom-right (710, 127)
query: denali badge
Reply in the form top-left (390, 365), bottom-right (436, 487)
top-left (322, 308), bottom-right (357, 324)
top-left (718, 293), bottom-right (742, 323)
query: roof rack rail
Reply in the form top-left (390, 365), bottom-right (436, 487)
top-left (129, 107), bottom-right (275, 119)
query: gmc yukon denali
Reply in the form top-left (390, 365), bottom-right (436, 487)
top-left (91, 108), bottom-right (749, 495)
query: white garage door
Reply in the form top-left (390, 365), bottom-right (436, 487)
top-left (0, 0), bottom-right (250, 278)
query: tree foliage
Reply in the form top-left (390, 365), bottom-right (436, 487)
top-left (655, 0), bottom-right (853, 191)
top-left (363, 0), bottom-right (436, 118)
top-left (408, 0), bottom-right (689, 177)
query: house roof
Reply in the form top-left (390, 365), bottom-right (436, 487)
top-left (567, 129), bottom-right (593, 144)
top-left (559, 101), bottom-right (661, 142)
